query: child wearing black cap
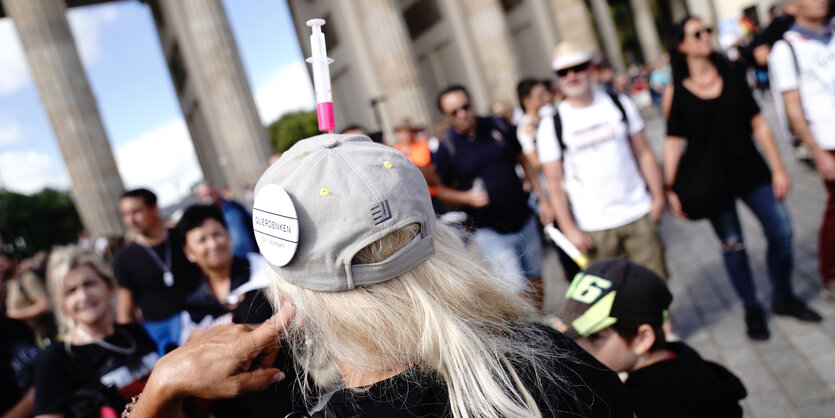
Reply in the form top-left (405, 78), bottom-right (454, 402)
top-left (547, 258), bottom-right (747, 418)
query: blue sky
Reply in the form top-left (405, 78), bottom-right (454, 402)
top-left (0, 0), bottom-right (314, 205)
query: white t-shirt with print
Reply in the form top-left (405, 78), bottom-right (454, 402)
top-left (769, 29), bottom-right (835, 150)
top-left (536, 90), bottom-right (651, 232)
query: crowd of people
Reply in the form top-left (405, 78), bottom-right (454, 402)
top-left (2, 1), bottom-right (834, 416)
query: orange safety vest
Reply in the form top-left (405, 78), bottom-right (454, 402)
top-left (395, 141), bottom-right (436, 196)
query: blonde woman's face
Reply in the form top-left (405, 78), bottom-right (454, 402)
top-left (62, 265), bottom-right (112, 327)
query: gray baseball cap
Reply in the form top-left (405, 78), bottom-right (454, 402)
top-left (252, 134), bottom-right (436, 292)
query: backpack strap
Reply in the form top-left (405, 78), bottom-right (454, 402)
top-left (607, 91), bottom-right (630, 134)
top-left (785, 39), bottom-right (800, 75)
top-left (552, 110), bottom-right (565, 152)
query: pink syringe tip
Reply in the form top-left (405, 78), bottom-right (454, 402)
top-left (317, 102), bottom-right (335, 133)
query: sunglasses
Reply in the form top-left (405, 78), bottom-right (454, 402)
top-left (690, 27), bottom-right (712, 40)
top-left (556, 61), bottom-right (591, 77)
top-left (446, 103), bottom-right (471, 117)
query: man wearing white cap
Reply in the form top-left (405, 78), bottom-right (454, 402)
top-left (536, 41), bottom-right (669, 279)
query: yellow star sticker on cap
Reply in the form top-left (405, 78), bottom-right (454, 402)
top-left (383, 161), bottom-right (393, 169)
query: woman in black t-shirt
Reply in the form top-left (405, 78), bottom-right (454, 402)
top-left (177, 204), bottom-right (273, 334)
top-left (663, 16), bottom-right (821, 341)
top-left (34, 247), bottom-right (158, 417)
top-left (176, 204), bottom-right (297, 418)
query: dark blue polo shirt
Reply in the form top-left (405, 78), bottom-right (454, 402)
top-left (434, 116), bottom-right (531, 233)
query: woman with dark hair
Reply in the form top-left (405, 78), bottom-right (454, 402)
top-left (176, 204), bottom-right (297, 418)
top-left (663, 16), bottom-right (822, 341)
top-left (177, 204), bottom-right (273, 330)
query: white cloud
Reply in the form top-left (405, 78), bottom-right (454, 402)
top-left (0, 151), bottom-right (70, 193)
top-left (0, 118), bottom-right (201, 207)
top-left (68, 3), bottom-right (121, 68)
top-left (0, 4), bottom-right (120, 97)
top-left (114, 118), bottom-right (203, 207)
top-left (0, 115), bottom-right (21, 145)
top-left (0, 20), bottom-right (30, 95)
top-left (254, 60), bottom-right (315, 124)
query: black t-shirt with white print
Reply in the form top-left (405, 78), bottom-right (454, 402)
top-left (33, 323), bottom-right (158, 415)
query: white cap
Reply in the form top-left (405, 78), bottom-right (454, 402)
top-left (552, 41), bottom-right (593, 71)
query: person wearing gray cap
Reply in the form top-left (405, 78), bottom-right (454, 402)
top-left (123, 134), bottom-right (633, 418)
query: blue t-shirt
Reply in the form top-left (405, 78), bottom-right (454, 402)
top-left (220, 199), bottom-right (258, 257)
top-left (434, 116), bottom-right (531, 233)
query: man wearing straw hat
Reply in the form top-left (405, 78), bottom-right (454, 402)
top-left (537, 41), bottom-right (668, 280)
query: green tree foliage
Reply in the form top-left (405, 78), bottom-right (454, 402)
top-left (0, 189), bottom-right (83, 254)
top-left (267, 109), bottom-right (319, 153)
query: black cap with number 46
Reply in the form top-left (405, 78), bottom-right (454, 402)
top-left (550, 258), bottom-right (672, 339)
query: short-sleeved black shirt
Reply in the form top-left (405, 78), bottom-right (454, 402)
top-left (434, 116), bottom-right (532, 233)
top-left (625, 342), bottom-right (746, 418)
top-left (33, 324), bottom-right (158, 415)
top-left (112, 230), bottom-right (200, 321)
top-left (315, 325), bottom-right (633, 417)
top-left (184, 256), bottom-right (273, 325)
top-left (666, 67), bottom-right (772, 196)
top-left (0, 317), bottom-right (40, 415)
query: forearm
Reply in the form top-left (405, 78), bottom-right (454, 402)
top-left (787, 108), bottom-right (823, 155)
top-left (662, 137), bottom-right (684, 185)
top-left (434, 185), bottom-right (472, 207)
top-left (751, 114), bottom-right (786, 173)
top-left (783, 90), bottom-right (824, 155)
top-left (2, 387), bottom-right (34, 418)
top-left (6, 299), bottom-right (50, 320)
top-left (129, 374), bottom-right (185, 418)
top-left (519, 155), bottom-right (545, 198)
top-left (632, 134), bottom-right (664, 200)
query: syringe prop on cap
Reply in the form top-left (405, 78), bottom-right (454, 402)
top-left (306, 18), bottom-right (335, 133)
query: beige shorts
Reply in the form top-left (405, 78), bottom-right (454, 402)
top-left (585, 213), bottom-right (669, 280)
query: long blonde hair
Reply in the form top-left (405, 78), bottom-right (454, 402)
top-left (46, 246), bottom-right (116, 338)
top-left (268, 223), bottom-right (570, 417)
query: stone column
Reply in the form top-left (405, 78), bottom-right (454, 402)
top-left (158, 0), bottom-right (270, 200)
top-left (550, 0), bottom-right (597, 53)
top-left (3, 0), bottom-right (125, 239)
top-left (146, 0), bottom-right (229, 189)
top-left (589, 0), bottom-right (625, 69)
top-left (459, 0), bottom-right (520, 105)
top-left (530, 0), bottom-right (560, 58)
top-left (352, 0), bottom-right (432, 137)
top-left (670, 0), bottom-right (689, 22)
top-left (630, 0), bottom-right (663, 64)
top-left (686, 0), bottom-right (717, 28)
top-left (439, 0), bottom-right (491, 111)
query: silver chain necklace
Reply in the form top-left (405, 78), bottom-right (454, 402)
top-left (75, 327), bottom-right (137, 356)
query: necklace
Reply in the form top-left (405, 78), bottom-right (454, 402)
top-left (688, 71), bottom-right (718, 87)
top-left (75, 327), bottom-right (137, 356)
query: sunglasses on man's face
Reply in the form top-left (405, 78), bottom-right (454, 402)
top-left (446, 103), bottom-right (471, 117)
top-left (690, 27), bottom-right (712, 40)
top-left (556, 61), bottom-right (591, 77)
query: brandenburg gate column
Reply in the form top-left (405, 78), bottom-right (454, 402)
top-left (159, 0), bottom-right (270, 199)
top-left (630, 0), bottom-right (663, 64)
top-left (589, 0), bottom-right (625, 69)
top-left (3, 0), bottom-right (125, 239)
top-left (459, 0), bottom-right (520, 105)
top-left (550, 0), bottom-right (598, 53)
top-left (348, 0), bottom-right (432, 136)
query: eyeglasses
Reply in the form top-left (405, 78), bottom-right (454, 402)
top-left (446, 103), bottom-right (471, 117)
top-left (556, 61), bottom-right (591, 77)
top-left (691, 27), bottom-right (712, 40)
